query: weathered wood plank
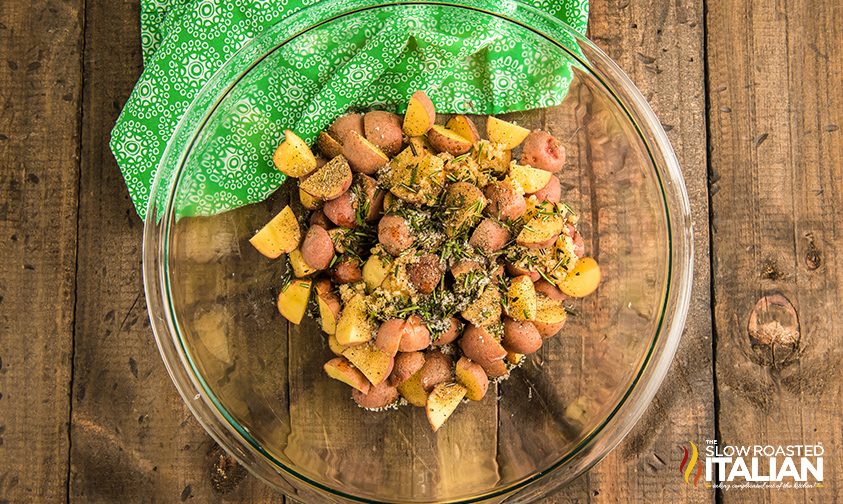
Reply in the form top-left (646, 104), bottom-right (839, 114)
top-left (538, 0), bottom-right (713, 501)
top-left (68, 0), bottom-right (285, 501)
top-left (0, 1), bottom-right (83, 501)
top-left (707, 0), bottom-right (842, 501)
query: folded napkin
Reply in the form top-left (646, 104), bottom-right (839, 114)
top-left (112, 0), bottom-right (589, 219)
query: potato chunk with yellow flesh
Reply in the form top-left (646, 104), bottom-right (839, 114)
top-left (249, 205), bottom-right (300, 259)
top-left (273, 130), bottom-right (317, 178)
top-left (558, 257), bottom-right (601, 297)
top-left (486, 117), bottom-right (530, 149)
top-left (506, 275), bottom-right (537, 321)
top-left (426, 383), bottom-right (467, 431)
top-left (388, 148), bottom-right (445, 205)
top-left (334, 294), bottom-right (374, 345)
top-left (277, 279), bottom-right (312, 325)
top-left (342, 342), bottom-right (393, 385)
top-left (507, 164), bottom-right (552, 194)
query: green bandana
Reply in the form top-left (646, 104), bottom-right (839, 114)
top-left (112, 0), bottom-right (589, 219)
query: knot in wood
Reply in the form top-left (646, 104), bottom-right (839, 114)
top-left (747, 294), bottom-right (800, 368)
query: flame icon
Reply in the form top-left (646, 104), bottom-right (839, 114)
top-left (679, 441), bottom-right (703, 487)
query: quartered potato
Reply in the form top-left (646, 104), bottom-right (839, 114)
top-left (558, 256), bottom-right (601, 297)
top-left (273, 129), bottom-right (317, 178)
top-left (426, 383), bottom-right (467, 431)
top-left (277, 279), bottom-right (312, 325)
top-left (249, 205), bottom-right (300, 259)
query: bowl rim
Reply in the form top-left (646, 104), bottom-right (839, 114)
top-left (142, 1), bottom-right (694, 502)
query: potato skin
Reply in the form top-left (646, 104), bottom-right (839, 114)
top-left (375, 321), bottom-right (403, 357)
top-left (331, 257), bottom-right (363, 284)
top-left (566, 223), bottom-right (585, 258)
top-left (317, 131), bottom-right (343, 159)
top-left (502, 318), bottom-right (543, 354)
top-left (309, 210), bottom-right (332, 229)
top-left (455, 356), bottom-right (489, 401)
top-left (300, 225), bottom-right (334, 270)
top-left (419, 351), bottom-right (453, 392)
top-left (323, 191), bottom-right (357, 228)
top-left (534, 279), bottom-right (567, 302)
top-left (342, 131), bottom-right (389, 175)
top-left (531, 175), bottom-right (561, 203)
top-left (459, 324), bottom-right (507, 376)
top-left (396, 315), bottom-right (431, 352)
top-left (378, 215), bottom-right (414, 256)
top-left (408, 253), bottom-right (444, 294)
top-left (352, 381), bottom-right (399, 410)
top-left (357, 174), bottom-right (384, 222)
top-left (433, 317), bottom-right (462, 345)
top-left (427, 125), bottom-right (472, 155)
top-left (450, 259), bottom-right (483, 280)
top-left (520, 130), bottom-right (566, 173)
top-left (364, 111), bottom-right (404, 156)
top-left (329, 113), bottom-right (365, 143)
top-left (483, 181), bottom-right (526, 221)
top-left (469, 218), bottom-right (510, 254)
top-left (533, 319), bottom-right (567, 339)
top-left (389, 351), bottom-right (426, 386)
top-left (505, 262), bottom-right (540, 282)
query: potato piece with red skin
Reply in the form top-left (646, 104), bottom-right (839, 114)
top-left (505, 262), bottom-right (540, 282)
top-left (483, 181), bottom-right (527, 221)
top-left (378, 215), bottom-right (414, 256)
top-left (309, 209), bottom-right (331, 229)
top-left (533, 320), bottom-right (567, 339)
top-left (300, 225), bottom-right (334, 270)
top-left (566, 223), bottom-right (585, 258)
top-left (445, 115), bottom-right (480, 144)
top-left (450, 259), bottom-right (483, 280)
top-left (531, 175), bottom-right (562, 203)
top-left (389, 351), bottom-right (426, 386)
top-left (534, 279), bottom-right (567, 302)
top-left (317, 132), bottom-right (343, 159)
top-left (433, 317), bottom-right (462, 346)
top-left (299, 155), bottom-right (353, 201)
top-left (329, 113), bottom-right (365, 143)
top-left (342, 131), bottom-right (389, 175)
top-left (469, 218), bottom-right (510, 254)
top-left (357, 174), bottom-right (385, 222)
top-left (396, 315), bottom-right (431, 352)
top-left (352, 381), bottom-right (399, 410)
top-left (375, 322), bottom-right (403, 357)
top-left (403, 90), bottom-right (436, 136)
top-left (419, 351), bottom-right (454, 392)
top-left (502, 318), bottom-right (543, 354)
top-left (459, 324), bottom-right (507, 377)
top-left (324, 357), bottom-right (370, 394)
top-left (408, 253), bottom-right (444, 294)
top-left (364, 111), bottom-right (404, 156)
top-left (427, 125), bottom-right (473, 155)
top-left (323, 191), bottom-right (357, 228)
top-left (520, 130), bottom-right (566, 173)
top-left (331, 257), bottom-right (363, 284)
top-left (455, 357), bottom-right (489, 401)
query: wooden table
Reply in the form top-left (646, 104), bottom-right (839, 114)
top-left (1, 0), bottom-right (840, 502)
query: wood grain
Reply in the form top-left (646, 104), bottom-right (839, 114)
top-left (540, 0), bottom-right (714, 502)
top-left (0, 1), bottom-right (83, 501)
top-left (67, 0), bottom-right (285, 502)
top-left (707, 0), bottom-right (843, 501)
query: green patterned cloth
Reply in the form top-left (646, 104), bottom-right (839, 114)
top-left (112, 0), bottom-right (589, 219)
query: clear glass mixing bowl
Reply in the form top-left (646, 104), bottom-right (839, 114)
top-left (143, 1), bottom-right (693, 502)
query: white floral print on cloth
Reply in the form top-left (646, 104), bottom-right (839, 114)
top-left (113, 0), bottom-right (589, 219)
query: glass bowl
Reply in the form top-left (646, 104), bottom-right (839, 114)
top-left (143, 1), bottom-right (693, 502)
